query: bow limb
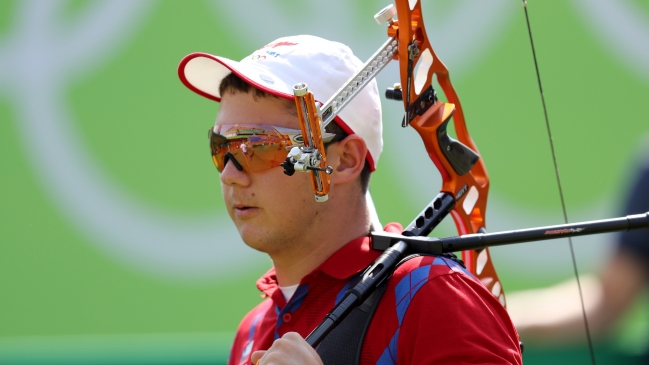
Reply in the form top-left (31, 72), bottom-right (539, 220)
top-left (391, 0), bottom-right (505, 306)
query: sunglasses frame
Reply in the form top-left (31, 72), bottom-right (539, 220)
top-left (208, 124), bottom-right (345, 173)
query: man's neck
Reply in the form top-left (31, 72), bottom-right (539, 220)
top-left (271, 198), bottom-right (370, 287)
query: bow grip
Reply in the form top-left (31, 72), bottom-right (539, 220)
top-left (410, 102), bottom-right (468, 174)
top-left (437, 114), bottom-right (480, 176)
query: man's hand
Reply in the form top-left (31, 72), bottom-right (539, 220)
top-left (251, 332), bottom-right (324, 365)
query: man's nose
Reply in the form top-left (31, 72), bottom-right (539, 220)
top-left (220, 155), bottom-right (251, 187)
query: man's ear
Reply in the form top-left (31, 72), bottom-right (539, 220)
top-left (326, 135), bottom-right (367, 186)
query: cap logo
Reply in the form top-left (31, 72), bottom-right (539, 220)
top-left (260, 41), bottom-right (298, 49)
top-left (259, 74), bottom-right (274, 84)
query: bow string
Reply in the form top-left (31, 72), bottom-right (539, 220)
top-left (521, 1), bottom-right (596, 363)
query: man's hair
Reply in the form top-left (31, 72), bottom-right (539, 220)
top-left (219, 73), bottom-right (371, 193)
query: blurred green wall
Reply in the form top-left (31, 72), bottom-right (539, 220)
top-left (1, 0), bottom-right (647, 363)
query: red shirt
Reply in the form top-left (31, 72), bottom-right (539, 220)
top-left (228, 223), bottom-right (522, 365)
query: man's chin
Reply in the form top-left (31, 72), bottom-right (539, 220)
top-left (236, 222), bottom-right (301, 256)
top-left (238, 226), bottom-right (273, 253)
top-left (240, 232), bottom-right (297, 257)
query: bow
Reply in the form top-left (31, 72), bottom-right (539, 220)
top-left (387, 0), bottom-right (505, 306)
top-left (387, 1), bottom-right (597, 360)
top-left (266, 5), bottom-right (649, 365)
top-left (388, 0), bottom-right (597, 362)
top-left (284, 0), bottom-right (506, 305)
top-left (280, 2), bottom-right (649, 363)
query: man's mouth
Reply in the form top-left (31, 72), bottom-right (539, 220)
top-left (233, 204), bottom-right (259, 217)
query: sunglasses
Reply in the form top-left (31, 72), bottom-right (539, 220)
top-left (208, 124), bottom-right (345, 173)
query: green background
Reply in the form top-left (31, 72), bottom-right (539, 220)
top-left (1, 0), bottom-right (647, 364)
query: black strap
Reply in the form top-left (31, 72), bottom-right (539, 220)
top-left (314, 252), bottom-right (465, 364)
top-left (316, 283), bottom-right (388, 365)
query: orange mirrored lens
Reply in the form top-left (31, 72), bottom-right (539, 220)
top-left (209, 125), bottom-right (295, 173)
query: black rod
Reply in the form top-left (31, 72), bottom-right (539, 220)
top-left (305, 241), bottom-right (408, 347)
top-left (404, 192), bottom-right (455, 237)
top-left (371, 212), bottom-right (649, 255)
top-left (306, 193), bottom-right (455, 347)
top-left (441, 212), bottom-right (649, 252)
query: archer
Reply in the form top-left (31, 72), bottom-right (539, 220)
top-left (178, 34), bottom-right (522, 365)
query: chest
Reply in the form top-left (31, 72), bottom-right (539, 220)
top-left (233, 276), bottom-right (401, 365)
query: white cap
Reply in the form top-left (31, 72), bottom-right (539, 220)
top-left (178, 35), bottom-right (382, 171)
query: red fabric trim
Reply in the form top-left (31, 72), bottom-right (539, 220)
top-left (178, 52), bottom-right (294, 103)
top-left (177, 53), bottom-right (222, 102)
top-left (316, 236), bottom-right (378, 280)
top-left (317, 222), bottom-right (402, 279)
top-left (332, 116), bottom-right (377, 172)
top-left (256, 223), bottom-right (403, 292)
top-left (256, 267), bottom-right (286, 308)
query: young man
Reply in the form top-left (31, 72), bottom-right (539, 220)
top-left (179, 35), bottom-right (522, 365)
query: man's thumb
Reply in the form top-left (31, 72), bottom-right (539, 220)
top-left (251, 350), bottom-right (266, 364)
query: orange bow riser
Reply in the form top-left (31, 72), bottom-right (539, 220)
top-left (389, 0), bottom-right (505, 306)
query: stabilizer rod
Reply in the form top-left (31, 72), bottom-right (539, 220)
top-left (372, 212), bottom-right (649, 254)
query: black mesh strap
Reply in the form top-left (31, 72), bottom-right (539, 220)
top-left (316, 283), bottom-right (388, 365)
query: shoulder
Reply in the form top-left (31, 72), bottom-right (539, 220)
top-left (389, 254), bottom-right (483, 299)
top-left (386, 255), bottom-right (489, 322)
top-left (388, 254), bottom-right (504, 317)
top-left (364, 255), bottom-right (522, 364)
top-left (391, 254), bottom-right (476, 283)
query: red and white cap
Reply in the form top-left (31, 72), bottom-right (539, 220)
top-left (178, 35), bottom-right (383, 171)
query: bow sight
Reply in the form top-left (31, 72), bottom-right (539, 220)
top-left (280, 4), bottom-right (399, 203)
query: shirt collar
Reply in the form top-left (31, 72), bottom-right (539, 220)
top-left (315, 235), bottom-right (380, 280)
top-left (256, 223), bottom-right (403, 301)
